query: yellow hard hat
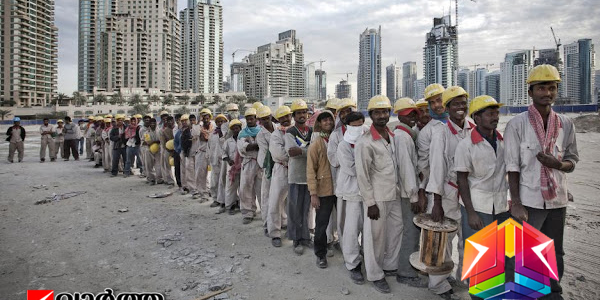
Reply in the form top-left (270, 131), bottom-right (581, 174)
top-left (337, 98), bottom-right (357, 110)
top-left (115, 114), bottom-right (124, 120)
top-left (257, 105), bottom-right (272, 118)
top-left (275, 106), bottom-right (292, 119)
top-left (180, 114), bottom-right (190, 121)
top-left (149, 143), bottom-right (160, 154)
top-left (133, 114), bottom-right (143, 119)
top-left (367, 95), bottom-right (392, 111)
top-left (169, 156), bottom-right (175, 166)
top-left (393, 98), bottom-right (418, 115)
top-left (252, 102), bottom-right (264, 110)
top-left (144, 133), bottom-right (151, 143)
top-left (124, 116), bottom-right (131, 121)
top-left (145, 114), bottom-right (153, 118)
top-left (166, 139), bottom-right (174, 151)
top-left (160, 110), bottom-right (169, 116)
top-left (290, 99), bottom-right (308, 112)
top-left (442, 86), bottom-right (469, 107)
top-left (244, 108), bottom-right (257, 117)
top-left (225, 103), bottom-right (239, 111)
top-left (325, 98), bottom-right (340, 110)
top-left (229, 119), bottom-right (242, 129)
top-left (424, 83), bottom-right (445, 100)
top-left (105, 114), bottom-right (113, 118)
top-left (200, 108), bottom-right (213, 118)
top-left (415, 98), bottom-right (428, 108)
top-left (88, 115), bottom-right (95, 120)
top-left (104, 118), bottom-right (112, 123)
top-left (214, 114), bottom-right (227, 122)
top-left (57, 119), bottom-right (64, 123)
top-left (527, 64), bottom-right (561, 84)
top-left (469, 95), bottom-right (504, 117)
top-left (95, 116), bottom-right (104, 121)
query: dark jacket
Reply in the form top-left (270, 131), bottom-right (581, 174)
top-left (109, 126), bottom-right (127, 150)
top-left (5, 126), bottom-right (26, 142)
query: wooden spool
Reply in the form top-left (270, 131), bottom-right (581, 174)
top-left (409, 213), bottom-right (458, 275)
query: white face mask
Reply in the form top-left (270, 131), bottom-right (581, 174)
top-left (228, 111), bottom-right (240, 120)
top-left (343, 125), bottom-right (366, 145)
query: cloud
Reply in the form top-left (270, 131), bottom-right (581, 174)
top-left (55, 0), bottom-right (600, 99)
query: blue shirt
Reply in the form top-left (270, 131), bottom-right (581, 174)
top-left (174, 130), bottom-right (182, 154)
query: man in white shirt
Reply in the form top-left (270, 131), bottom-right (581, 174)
top-left (39, 118), bottom-right (56, 162)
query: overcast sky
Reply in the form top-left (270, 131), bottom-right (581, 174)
top-left (56, 0), bottom-right (599, 98)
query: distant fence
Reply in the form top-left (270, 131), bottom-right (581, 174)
top-left (500, 104), bottom-right (598, 114)
top-left (0, 119), bottom-right (92, 126)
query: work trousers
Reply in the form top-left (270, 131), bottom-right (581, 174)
top-left (135, 148), bottom-right (143, 174)
top-left (174, 152), bottom-right (182, 187)
top-left (314, 195), bottom-right (337, 258)
top-left (86, 138), bottom-right (93, 159)
top-left (144, 148), bottom-right (159, 182)
top-left (111, 147), bottom-right (127, 175)
top-left (40, 136), bottom-right (55, 160)
top-left (287, 183), bottom-right (311, 242)
top-left (224, 163), bottom-right (240, 209)
top-left (182, 153), bottom-right (196, 191)
top-left (94, 151), bottom-right (102, 165)
top-left (103, 141), bottom-right (111, 171)
top-left (337, 196), bottom-right (346, 243)
top-left (79, 138), bottom-right (84, 155)
top-left (210, 160), bottom-right (223, 203)
top-left (194, 151), bottom-right (209, 195)
top-left (125, 145), bottom-right (140, 175)
top-left (240, 160), bottom-right (262, 218)
top-left (525, 207), bottom-right (566, 300)
top-left (398, 198), bottom-right (420, 278)
top-left (341, 200), bottom-right (364, 270)
top-left (7, 141), bottom-right (24, 162)
top-left (268, 164), bottom-right (289, 238)
top-left (217, 161), bottom-right (228, 204)
top-left (362, 200), bottom-right (403, 282)
top-left (55, 138), bottom-right (64, 159)
top-left (160, 149), bottom-right (174, 184)
top-left (260, 170), bottom-right (271, 227)
top-left (64, 139), bottom-right (79, 160)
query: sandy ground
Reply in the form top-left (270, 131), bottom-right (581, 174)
top-left (0, 115), bottom-right (598, 300)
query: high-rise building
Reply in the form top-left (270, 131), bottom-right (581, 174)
top-left (95, 0), bottom-right (181, 92)
top-left (458, 68), bottom-right (470, 94)
top-left (242, 30), bottom-right (304, 100)
top-left (535, 48), bottom-right (564, 97)
top-left (386, 63), bottom-right (401, 100)
top-left (315, 70), bottom-right (326, 100)
top-left (485, 71), bottom-right (501, 101)
top-left (413, 78), bottom-right (425, 100)
top-left (335, 80), bottom-right (351, 99)
top-left (357, 26), bottom-right (381, 111)
top-left (181, 0), bottom-right (223, 93)
top-left (304, 63), bottom-right (316, 100)
top-left (230, 62), bottom-right (247, 92)
top-left (500, 50), bottom-right (533, 106)
top-left (595, 70), bottom-right (600, 103)
top-left (402, 61), bottom-right (417, 98)
top-left (1, 0), bottom-right (58, 107)
top-left (564, 39), bottom-right (595, 104)
top-left (423, 15), bottom-right (458, 88)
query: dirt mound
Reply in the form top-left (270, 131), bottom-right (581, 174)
top-left (573, 114), bottom-right (600, 133)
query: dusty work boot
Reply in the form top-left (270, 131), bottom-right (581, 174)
top-left (40, 158), bottom-right (45, 163)
top-left (316, 256), bottom-right (328, 269)
top-left (242, 217), bottom-right (253, 224)
top-left (271, 238), bottom-right (282, 248)
top-left (216, 205), bottom-right (226, 214)
top-left (326, 243), bottom-right (334, 257)
top-left (301, 239), bottom-right (314, 249)
top-left (293, 240), bottom-right (304, 255)
top-left (210, 201), bottom-right (220, 208)
top-left (372, 278), bottom-right (391, 294)
top-left (349, 264), bottom-right (365, 285)
top-left (50, 158), bottom-right (56, 162)
top-left (438, 289), bottom-right (456, 300)
top-left (383, 269), bottom-right (397, 277)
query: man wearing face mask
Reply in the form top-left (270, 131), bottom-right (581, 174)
top-left (392, 98), bottom-right (427, 288)
top-left (268, 106), bottom-right (293, 248)
top-left (237, 108), bottom-right (262, 224)
top-left (426, 86), bottom-right (474, 299)
top-left (355, 95), bottom-right (401, 294)
top-left (337, 111), bottom-right (367, 285)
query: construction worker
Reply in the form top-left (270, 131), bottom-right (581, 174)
top-left (78, 119), bottom-right (86, 155)
top-left (504, 65), bottom-right (579, 299)
top-left (110, 115), bottom-right (128, 177)
top-left (415, 98), bottom-right (431, 132)
top-left (159, 116), bottom-right (175, 185)
top-left (101, 118), bottom-right (112, 172)
top-left (192, 109), bottom-right (214, 200)
top-left (139, 115), bottom-right (152, 179)
top-left (54, 119), bottom-right (65, 159)
top-left (426, 86), bottom-right (473, 298)
top-left (284, 99), bottom-right (313, 255)
top-left (355, 95), bottom-right (401, 294)
top-left (222, 103), bottom-right (240, 137)
top-left (85, 115), bottom-right (96, 160)
top-left (39, 118), bottom-right (56, 162)
top-left (93, 116), bottom-right (105, 168)
top-left (391, 98), bottom-right (426, 288)
top-left (256, 105), bottom-right (275, 234)
top-left (325, 98), bottom-right (339, 116)
top-left (221, 119), bottom-right (243, 214)
top-left (133, 114), bottom-right (144, 177)
top-left (176, 114), bottom-right (193, 194)
top-left (124, 116), bottom-right (131, 127)
top-left (268, 106), bottom-right (293, 247)
top-left (6, 117), bottom-right (26, 163)
top-left (124, 115), bottom-right (141, 177)
top-left (63, 116), bottom-right (80, 161)
top-left (307, 110), bottom-right (336, 268)
top-left (208, 114), bottom-right (228, 207)
top-left (144, 118), bottom-right (161, 185)
top-left (327, 97), bottom-right (357, 252)
top-left (237, 108), bottom-right (263, 224)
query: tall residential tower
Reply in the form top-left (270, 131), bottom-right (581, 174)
top-left (386, 63), bottom-right (401, 101)
top-left (564, 39), bottom-right (595, 104)
top-left (357, 26), bottom-right (381, 111)
top-left (423, 15), bottom-right (457, 87)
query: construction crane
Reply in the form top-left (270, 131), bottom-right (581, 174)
top-left (550, 27), bottom-right (562, 64)
top-left (453, 0), bottom-right (477, 84)
top-left (331, 72), bottom-right (353, 82)
top-left (232, 49), bottom-right (255, 63)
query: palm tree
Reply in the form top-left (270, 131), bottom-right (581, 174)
top-left (175, 106), bottom-right (190, 114)
top-left (212, 95), bottom-right (221, 105)
top-left (163, 94), bottom-right (175, 105)
top-left (196, 95), bottom-right (206, 106)
top-left (130, 94), bottom-right (142, 106)
top-left (149, 95), bottom-right (161, 105)
top-left (131, 104), bottom-right (150, 115)
top-left (57, 93), bottom-right (68, 106)
top-left (0, 109), bottom-right (11, 120)
top-left (93, 94), bottom-right (107, 105)
top-left (72, 91), bottom-right (85, 106)
top-left (115, 91), bottom-right (125, 106)
top-left (179, 94), bottom-right (190, 105)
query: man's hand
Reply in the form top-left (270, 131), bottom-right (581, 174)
top-left (510, 201), bottom-right (528, 222)
top-left (227, 158), bottom-right (234, 166)
top-left (536, 152), bottom-right (561, 169)
top-left (288, 147), bottom-right (302, 157)
top-left (431, 201), bottom-right (445, 223)
top-left (467, 210), bottom-right (484, 231)
top-left (310, 195), bottom-right (320, 209)
top-left (367, 204), bottom-right (380, 220)
top-left (415, 189), bottom-right (428, 214)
